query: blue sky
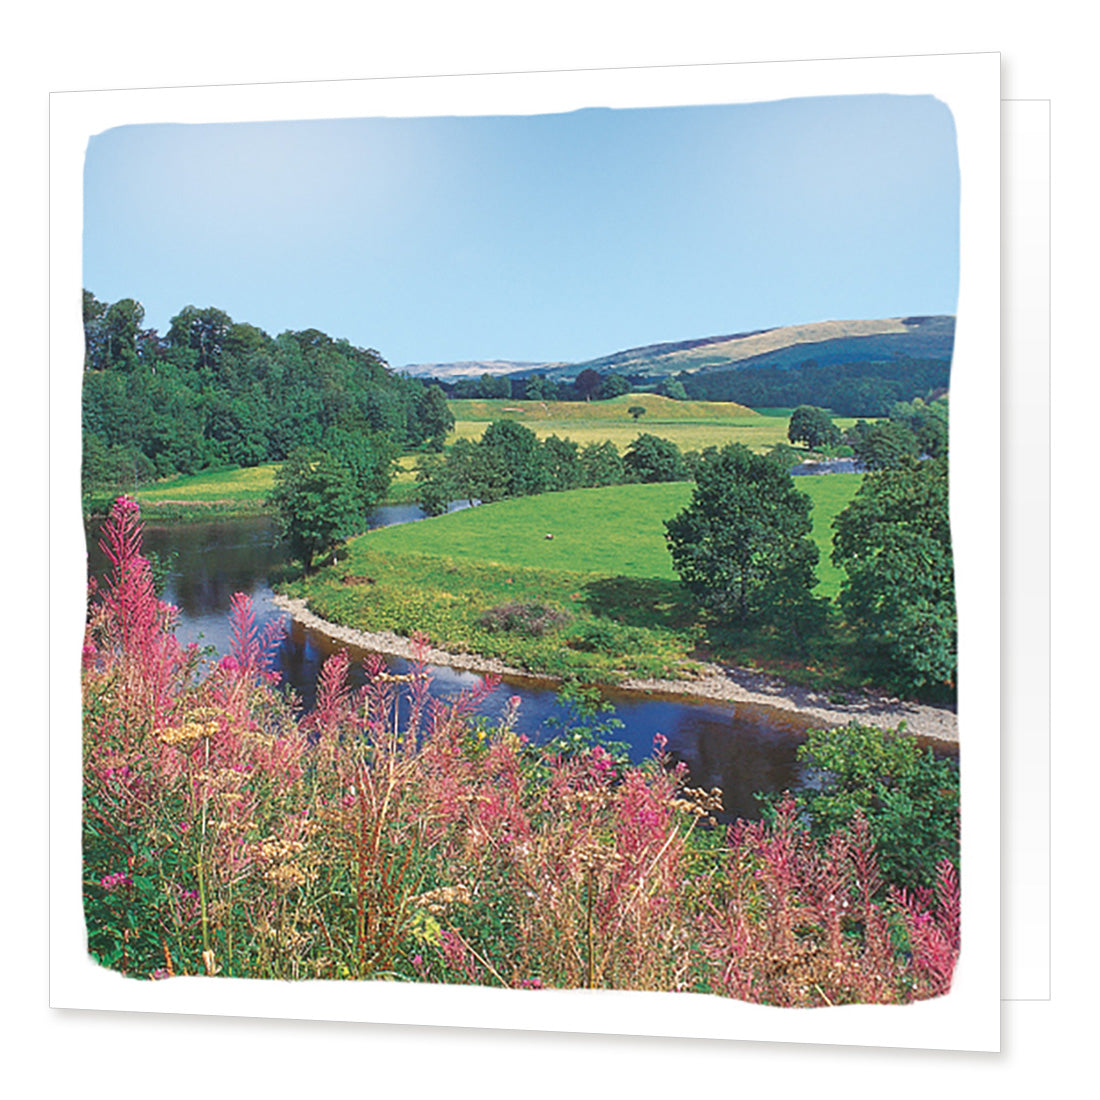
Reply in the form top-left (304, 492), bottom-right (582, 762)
top-left (83, 95), bottom-right (959, 368)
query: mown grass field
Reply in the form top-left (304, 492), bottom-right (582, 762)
top-left (447, 394), bottom-right (860, 454)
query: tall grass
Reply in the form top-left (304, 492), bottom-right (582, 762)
top-left (82, 496), bottom-right (959, 1003)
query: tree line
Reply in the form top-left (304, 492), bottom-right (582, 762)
top-left (81, 291), bottom-right (454, 491)
top-left (414, 422), bottom-right (708, 516)
top-left (782, 396), bottom-right (949, 467)
top-left (442, 367), bottom-right (690, 402)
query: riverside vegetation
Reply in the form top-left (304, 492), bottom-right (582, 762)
top-left (83, 497), bottom-right (959, 1003)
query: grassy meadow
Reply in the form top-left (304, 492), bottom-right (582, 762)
top-left (122, 453), bottom-right (425, 518)
top-left (360, 476), bottom-right (860, 598)
top-left (283, 476), bottom-right (862, 687)
top-left (102, 399), bottom-right (862, 521)
top-left (448, 394), bottom-right (862, 454)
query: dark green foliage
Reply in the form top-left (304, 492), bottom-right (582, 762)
top-left (659, 378), bottom-right (688, 400)
top-left (832, 458), bottom-right (955, 694)
top-left (541, 434), bottom-right (584, 492)
top-left (415, 454), bottom-right (451, 517)
top-left (682, 446), bottom-right (718, 480)
top-left (665, 444), bottom-right (819, 625)
top-left (847, 419), bottom-right (920, 470)
top-left (524, 375), bottom-right (550, 401)
top-left (888, 396), bottom-right (950, 459)
top-left (416, 422), bottom-right (554, 509)
top-left (419, 384), bottom-right (455, 451)
top-left (763, 442), bottom-right (802, 471)
top-left (82, 290), bottom-right (444, 491)
top-left (323, 428), bottom-right (399, 523)
top-left (787, 405), bottom-right (842, 450)
top-left (762, 723), bottom-right (959, 892)
top-left (597, 373), bottom-right (631, 399)
top-left (628, 405), bottom-right (646, 421)
top-left (269, 448), bottom-right (361, 573)
top-left (623, 434), bottom-right (686, 483)
top-left (573, 368), bottom-right (603, 401)
top-left (478, 420), bottom-right (546, 500)
top-left (451, 372), bottom-right (513, 399)
top-left (683, 357), bottom-right (951, 416)
top-left (579, 440), bottom-right (625, 487)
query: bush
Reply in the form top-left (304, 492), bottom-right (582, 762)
top-left (478, 602), bottom-right (571, 637)
top-left (760, 722), bottom-right (960, 893)
top-left (566, 619), bottom-right (620, 653)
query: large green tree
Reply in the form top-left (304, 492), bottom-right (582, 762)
top-left (268, 448), bottom-right (360, 573)
top-left (788, 405), bottom-right (841, 450)
top-left (832, 457), bottom-right (955, 694)
top-left (419, 384), bottom-right (454, 451)
top-left (477, 420), bottom-right (545, 499)
top-left (541, 434), bottom-right (583, 492)
top-left (665, 443), bottom-right (818, 623)
top-left (623, 434), bottom-right (685, 483)
top-left (579, 440), bottom-right (624, 487)
top-left (847, 419), bottom-right (919, 470)
top-left (324, 428), bottom-right (399, 522)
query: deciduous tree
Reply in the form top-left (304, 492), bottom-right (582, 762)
top-left (832, 457), bottom-right (955, 694)
top-left (665, 443), bottom-right (818, 623)
top-left (788, 405), bottom-right (841, 450)
top-left (624, 434), bottom-right (685, 483)
top-left (269, 448), bottom-right (359, 573)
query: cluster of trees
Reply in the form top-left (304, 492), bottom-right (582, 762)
top-left (81, 291), bottom-right (454, 491)
top-left (664, 443), bottom-right (955, 696)
top-left (443, 368), bottom-right (685, 403)
top-left (414, 423), bottom-right (696, 515)
top-left (845, 396), bottom-right (949, 469)
top-left (780, 398), bottom-right (949, 472)
top-left (682, 357), bottom-right (950, 416)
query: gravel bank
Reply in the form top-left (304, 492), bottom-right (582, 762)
top-left (272, 595), bottom-right (958, 746)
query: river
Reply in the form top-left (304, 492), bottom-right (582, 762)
top-left (86, 505), bottom-right (822, 821)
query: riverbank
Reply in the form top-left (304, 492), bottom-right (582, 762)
top-left (272, 594), bottom-right (958, 746)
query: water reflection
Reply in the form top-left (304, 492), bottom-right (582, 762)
top-left (87, 507), bottom-right (815, 822)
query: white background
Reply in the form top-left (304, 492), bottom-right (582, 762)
top-left (6, 2), bottom-right (1086, 1095)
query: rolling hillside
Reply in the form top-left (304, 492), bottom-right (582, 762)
top-left (402, 315), bottom-right (955, 386)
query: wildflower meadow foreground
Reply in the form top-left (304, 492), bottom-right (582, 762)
top-left (82, 497), bottom-right (959, 1006)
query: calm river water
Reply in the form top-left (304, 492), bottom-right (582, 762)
top-left (86, 506), bottom-right (815, 821)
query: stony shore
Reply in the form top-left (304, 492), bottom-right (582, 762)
top-left (272, 595), bottom-right (958, 746)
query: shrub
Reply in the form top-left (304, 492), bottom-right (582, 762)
top-left (759, 722), bottom-right (960, 892)
top-left (478, 601), bottom-right (571, 637)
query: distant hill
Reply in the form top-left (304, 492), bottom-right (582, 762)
top-left (400, 359), bottom-right (564, 380)
top-left (540, 316), bottom-right (954, 381)
top-left (404, 315), bottom-right (954, 385)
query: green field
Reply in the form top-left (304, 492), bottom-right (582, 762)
top-left (448, 394), bottom-right (859, 454)
top-left (286, 477), bottom-right (863, 686)
top-left (134, 464), bottom-right (277, 505)
top-left (360, 475), bottom-right (860, 598)
top-left (123, 455), bottom-right (424, 517)
top-left (363, 482), bottom-right (690, 579)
